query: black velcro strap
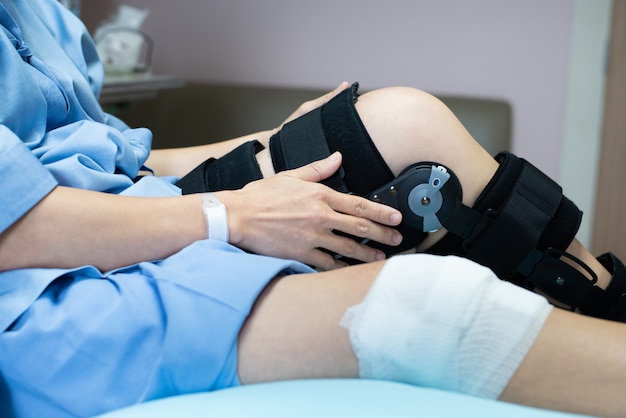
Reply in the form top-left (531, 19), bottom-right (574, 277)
top-left (462, 158), bottom-right (563, 279)
top-left (321, 83), bottom-right (395, 196)
top-left (271, 107), bottom-right (328, 170)
top-left (175, 158), bottom-right (217, 194)
top-left (269, 106), bottom-right (347, 192)
top-left (176, 140), bottom-right (265, 194)
top-left (537, 195), bottom-right (582, 251)
top-left (269, 82), bottom-right (394, 196)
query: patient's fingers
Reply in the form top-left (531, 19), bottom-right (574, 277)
top-left (279, 82), bottom-right (350, 127)
top-left (218, 152), bottom-right (403, 270)
top-left (289, 153), bottom-right (403, 229)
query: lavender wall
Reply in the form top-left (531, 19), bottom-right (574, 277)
top-left (84, 0), bottom-right (611, 245)
top-left (86, 0), bottom-right (575, 177)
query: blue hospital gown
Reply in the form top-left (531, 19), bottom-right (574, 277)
top-left (0, 1), bottom-right (313, 417)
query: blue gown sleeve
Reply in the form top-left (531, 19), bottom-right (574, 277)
top-left (0, 7), bottom-right (58, 234)
top-left (0, 126), bottom-right (58, 235)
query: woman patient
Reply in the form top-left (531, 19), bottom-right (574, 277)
top-left (0, 1), bottom-right (625, 417)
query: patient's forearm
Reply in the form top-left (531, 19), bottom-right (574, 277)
top-left (0, 186), bottom-right (206, 272)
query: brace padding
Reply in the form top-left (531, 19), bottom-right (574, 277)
top-left (176, 140), bottom-right (265, 194)
top-left (269, 83), bottom-right (395, 196)
top-left (321, 83), bottom-right (395, 196)
top-left (429, 152), bottom-right (583, 282)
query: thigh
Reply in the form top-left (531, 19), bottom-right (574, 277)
top-left (238, 261), bottom-right (385, 384)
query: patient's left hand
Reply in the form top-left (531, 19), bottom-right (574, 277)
top-left (215, 152), bottom-right (402, 270)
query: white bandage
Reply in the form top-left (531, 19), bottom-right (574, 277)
top-left (341, 254), bottom-right (552, 399)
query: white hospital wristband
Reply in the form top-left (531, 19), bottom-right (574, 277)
top-left (200, 192), bottom-right (229, 242)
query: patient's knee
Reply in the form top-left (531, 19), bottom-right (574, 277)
top-left (341, 254), bottom-right (553, 399)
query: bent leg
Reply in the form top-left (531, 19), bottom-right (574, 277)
top-left (238, 254), bottom-right (626, 418)
top-left (179, 84), bottom-right (617, 315)
top-left (352, 87), bottom-right (615, 310)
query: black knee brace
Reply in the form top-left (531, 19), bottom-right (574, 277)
top-left (176, 140), bottom-right (265, 193)
top-left (177, 82), bottom-right (396, 196)
top-left (175, 84), bottom-right (626, 322)
top-left (431, 151), bottom-right (582, 282)
top-left (401, 152), bottom-right (626, 322)
top-left (270, 82), bottom-right (395, 196)
top-left (269, 83), bottom-right (431, 254)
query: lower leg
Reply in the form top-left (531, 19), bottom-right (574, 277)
top-left (501, 308), bottom-right (626, 417)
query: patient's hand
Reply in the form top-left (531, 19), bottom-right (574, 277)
top-left (216, 152), bottom-right (403, 270)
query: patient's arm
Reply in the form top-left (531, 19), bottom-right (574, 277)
top-left (0, 155), bottom-right (401, 272)
top-left (0, 186), bottom-right (207, 272)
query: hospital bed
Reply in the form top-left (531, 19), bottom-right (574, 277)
top-left (95, 379), bottom-right (591, 417)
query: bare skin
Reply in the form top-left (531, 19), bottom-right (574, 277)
top-left (0, 154), bottom-right (401, 272)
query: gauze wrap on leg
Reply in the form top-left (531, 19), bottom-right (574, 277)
top-left (341, 254), bottom-right (552, 399)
